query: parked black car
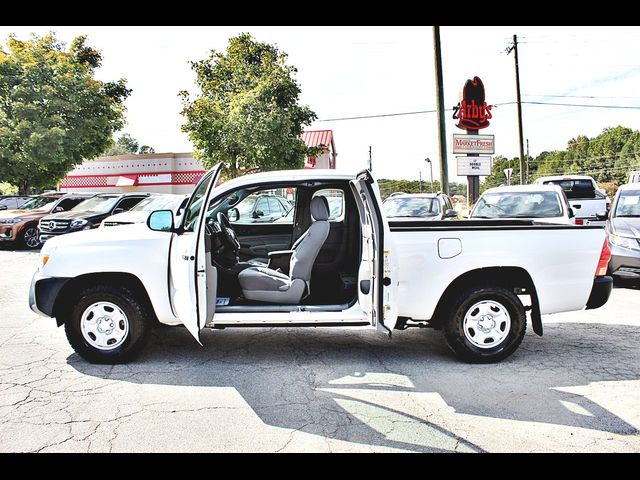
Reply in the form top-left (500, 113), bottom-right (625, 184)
top-left (38, 193), bottom-right (151, 243)
top-left (0, 195), bottom-right (32, 211)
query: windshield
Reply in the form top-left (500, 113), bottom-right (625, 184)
top-left (383, 197), bottom-right (439, 218)
top-left (19, 196), bottom-right (59, 211)
top-left (615, 190), bottom-right (640, 217)
top-left (131, 195), bottom-right (183, 212)
top-left (473, 191), bottom-right (563, 218)
top-left (74, 196), bottom-right (120, 214)
top-left (236, 196), bottom-right (257, 218)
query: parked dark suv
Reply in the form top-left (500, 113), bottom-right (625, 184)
top-left (39, 193), bottom-right (151, 243)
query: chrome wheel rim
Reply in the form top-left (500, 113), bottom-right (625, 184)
top-left (24, 227), bottom-right (40, 248)
top-left (463, 300), bottom-right (511, 349)
top-left (80, 301), bottom-right (129, 351)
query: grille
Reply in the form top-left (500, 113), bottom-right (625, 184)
top-left (103, 221), bottom-right (134, 227)
top-left (39, 219), bottom-right (71, 232)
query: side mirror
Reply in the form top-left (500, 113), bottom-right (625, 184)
top-left (253, 209), bottom-right (264, 218)
top-left (228, 207), bottom-right (239, 222)
top-left (444, 209), bottom-right (458, 219)
top-left (53, 206), bottom-right (64, 213)
top-left (568, 207), bottom-right (575, 219)
top-left (112, 208), bottom-right (126, 215)
top-left (0, 205), bottom-right (6, 210)
top-left (595, 211), bottom-right (608, 221)
top-left (147, 210), bottom-right (175, 232)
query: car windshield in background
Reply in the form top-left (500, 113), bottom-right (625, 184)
top-left (473, 191), bottom-right (563, 218)
top-left (236, 196), bottom-right (257, 218)
top-left (74, 196), bottom-right (120, 214)
top-left (615, 190), bottom-right (640, 217)
top-left (131, 195), bottom-right (182, 212)
top-left (383, 197), bottom-right (438, 218)
top-left (19, 196), bottom-right (59, 211)
top-left (542, 179), bottom-right (599, 199)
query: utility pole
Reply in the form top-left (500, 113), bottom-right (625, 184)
top-left (526, 138), bottom-right (529, 184)
top-left (419, 171), bottom-right (423, 193)
top-left (368, 146), bottom-right (372, 171)
top-left (433, 26), bottom-right (449, 195)
top-left (506, 34), bottom-right (525, 185)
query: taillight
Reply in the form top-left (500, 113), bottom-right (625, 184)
top-left (575, 218), bottom-right (584, 225)
top-left (595, 239), bottom-right (611, 277)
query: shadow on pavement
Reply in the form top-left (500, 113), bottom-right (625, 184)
top-left (68, 321), bottom-right (640, 452)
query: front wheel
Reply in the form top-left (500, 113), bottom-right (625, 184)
top-left (443, 286), bottom-right (526, 363)
top-left (64, 285), bottom-right (151, 364)
top-left (20, 225), bottom-right (41, 249)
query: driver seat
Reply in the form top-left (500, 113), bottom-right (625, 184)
top-left (238, 196), bottom-right (330, 304)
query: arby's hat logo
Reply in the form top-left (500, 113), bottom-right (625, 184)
top-left (452, 76), bottom-right (492, 130)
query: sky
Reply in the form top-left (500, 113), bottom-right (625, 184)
top-left (3, 25), bottom-right (640, 184)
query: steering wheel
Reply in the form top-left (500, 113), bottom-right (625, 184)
top-left (217, 211), bottom-right (240, 253)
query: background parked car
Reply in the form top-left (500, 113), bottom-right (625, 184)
top-left (39, 193), bottom-right (150, 243)
top-left (228, 194), bottom-right (292, 223)
top-left (0, 196), bottom-right (32, 211)
top-left (0, 193), bottom-right (94, 249)
top-left (606, 182), bottom-right (640, 280)
top-left (101, 194), bottom-right (189, 228)
top-left (470, 185), bottom-right (574, 224)
top-left (534, 175), bottom-right (609, 226)
top-left (382, 192), bottom-right (457, 221)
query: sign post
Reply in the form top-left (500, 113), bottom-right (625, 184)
top-left (452, 76), bottom-right (493, 205)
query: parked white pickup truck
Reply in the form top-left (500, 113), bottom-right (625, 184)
top-left (30, 167), bottom-right (613, 364)
top-left (534, 175), bottom-right (610, 226)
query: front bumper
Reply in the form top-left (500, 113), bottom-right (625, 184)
top-left (609, 244), bottom-right (640, 278)
top-left (585, 276), bottom-right (613, 310)
top-left (0, 225), bottom-right (18, 242)
top-left (29, 271), bottom-right (70, 318)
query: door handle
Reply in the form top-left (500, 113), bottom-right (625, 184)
top-left (182, 254), bottom-right (195, 261)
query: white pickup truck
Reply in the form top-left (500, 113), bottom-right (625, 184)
top-left (30, 167), bottom-right (613, 364)
top-left (534, 175), bottom-right (610, 226)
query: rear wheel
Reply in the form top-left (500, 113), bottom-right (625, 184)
top-left (64, 285), bottom-right (151, 364)
top-left (20, 225), bottom-right (41, 249)
top-left (443, 286), bottom-right (526, 363)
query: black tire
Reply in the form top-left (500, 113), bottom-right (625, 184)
top-left (63, 285), bottom-right (151, 364)
top-left (20, 224), bottom-right (41, 250)
top-left (443, 286), bottom-right (526, 363)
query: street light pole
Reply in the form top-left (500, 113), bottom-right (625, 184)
top-left (419, 171), bottom-right (423, 193)
top-left (425, 158), bottom-right (433, 192)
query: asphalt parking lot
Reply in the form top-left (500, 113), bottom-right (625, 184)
top-left (1, 248), bottom-right (639, 452)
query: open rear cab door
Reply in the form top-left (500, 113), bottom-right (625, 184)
top-left (350, 170), bottom-right (399, 332)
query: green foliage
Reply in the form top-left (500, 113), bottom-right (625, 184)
top-left (0, 182), bottom-right (18, 195)
top-left (0, 33), bottom-right (131, 194)
top-left (377, 178), bottom-right (467, 201)
top-left (180, 33), bottom-right (318, 178)
top-left (104, 133), bottom-right (155, 156)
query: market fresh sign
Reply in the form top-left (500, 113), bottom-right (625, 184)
top-left (452, 134), bottom-right (495, 154)
top-left (456, 156), bottom-right (492, 176)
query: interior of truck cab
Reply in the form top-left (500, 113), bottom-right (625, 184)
top-left (200, 180), bottom-right (362, 310)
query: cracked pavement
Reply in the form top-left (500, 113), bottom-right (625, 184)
top-left (1, 249), bottom-right (640, 452)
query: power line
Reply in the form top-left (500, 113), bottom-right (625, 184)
top-left (523, 101), bottom-right (640, 110)
top-left (524, 94), bottom-right (640, 100)
top-left (316, 102), bottom-right (517, 122)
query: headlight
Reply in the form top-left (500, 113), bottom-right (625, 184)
top-left (609, 233), bottom-right (640, 251)
top-left (70, 219), bottom-right (88, 228)
top-left (2, 218), bottom-right (23, 224)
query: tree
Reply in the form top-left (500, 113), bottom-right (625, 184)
top-left (377, 178), bottom-right (467, 200)
top-left (180, 33), bottom-right (318, 178)
top-left (104, 133), bottom-right (155, 156)
top-left (0, 34), bottom-right (130, 194)
top-left (0, 182), bottom-right (17, 195)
